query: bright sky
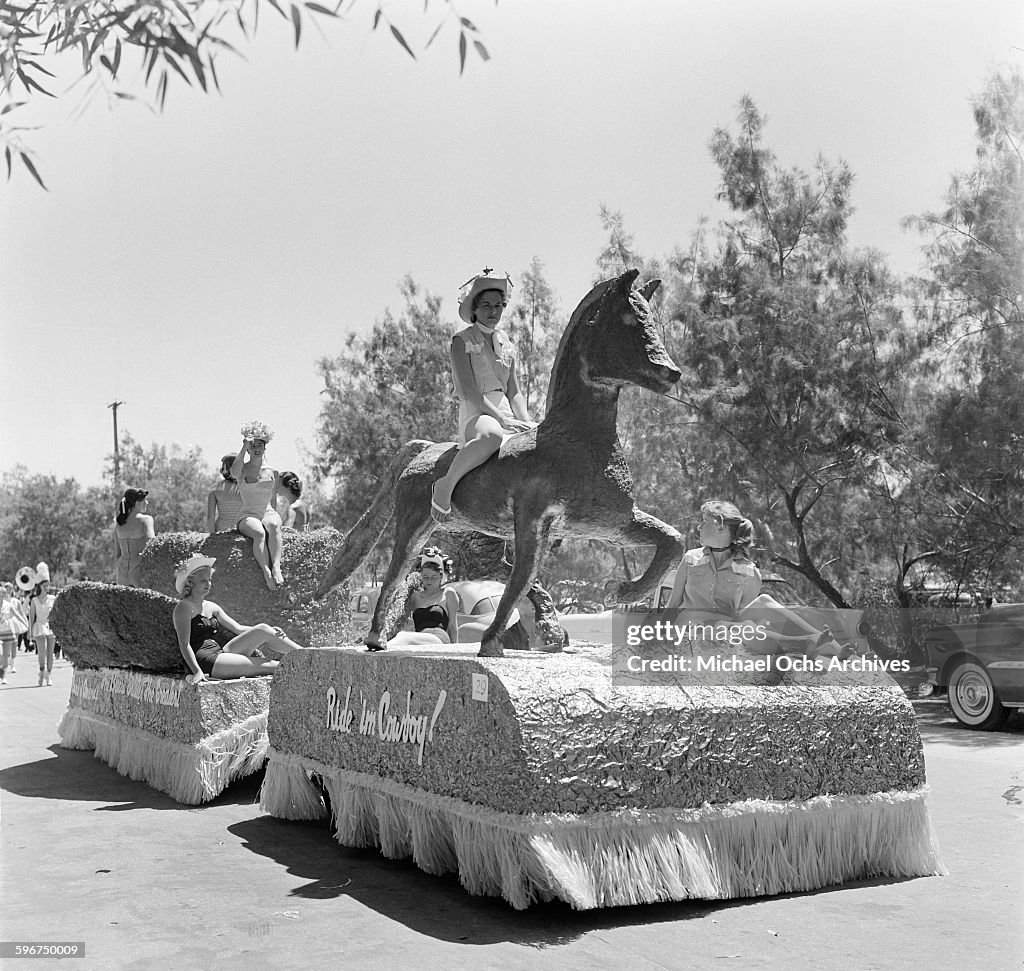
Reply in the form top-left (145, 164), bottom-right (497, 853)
top-left (1, 0), bottom-right (1020, 494)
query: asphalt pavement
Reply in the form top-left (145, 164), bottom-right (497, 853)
top-left (2, 652), bottom-right (1022, 971)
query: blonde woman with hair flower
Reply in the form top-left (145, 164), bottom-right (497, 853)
top-left (231, 420), bottom-right (284, 590)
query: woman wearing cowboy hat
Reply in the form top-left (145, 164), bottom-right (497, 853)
top-left (430, 269), bottom-right (536, 523)
top-left (172, 554), bottom-right (304, 682)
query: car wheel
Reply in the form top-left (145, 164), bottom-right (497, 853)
top-left (947, 661), bottom-right (1010, 731)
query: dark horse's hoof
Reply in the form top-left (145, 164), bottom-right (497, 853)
top-left (477, 639), bottom-right (504, 658)
top-left (365, 641), bottom-right (387, 653)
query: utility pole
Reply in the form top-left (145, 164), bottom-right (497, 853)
top-left (108, 401), bottom-right (124, 486)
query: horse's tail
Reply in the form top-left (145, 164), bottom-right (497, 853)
top-left (314, 440), bottom-right (433, 598)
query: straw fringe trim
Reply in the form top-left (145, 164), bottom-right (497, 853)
top-left (58, 707), bottom-right (268, 804)
top-left (260, 748), bottom-right (946, 910)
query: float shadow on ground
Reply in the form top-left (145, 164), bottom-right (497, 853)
top-left (225, 813), bottom-right (919, 949)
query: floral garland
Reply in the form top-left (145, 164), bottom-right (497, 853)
top-left (240, 419), bottom-right (274, 443)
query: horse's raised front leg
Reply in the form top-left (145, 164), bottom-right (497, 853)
top-left (607, 509), bottom-right (685, 605)
top-left (366, 485), bottom-right (436, 648)
top-left (478, 509), bottom-right (554, 658)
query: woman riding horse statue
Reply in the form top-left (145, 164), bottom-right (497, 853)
top-left (315, 268), bottom-right (686, 657)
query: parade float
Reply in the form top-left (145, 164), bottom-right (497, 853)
top-left (259, 271), bottom-right (945, 908)
top-left (52, 528), bottom-right (347, 804)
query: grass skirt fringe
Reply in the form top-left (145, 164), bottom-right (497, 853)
top-left (260, 748), bottom-right (946, 910)
top-left (58, 707), bottom-right (268, 804)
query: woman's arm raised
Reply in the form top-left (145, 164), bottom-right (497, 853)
top-left (229, 442), bottom-right (248, 483)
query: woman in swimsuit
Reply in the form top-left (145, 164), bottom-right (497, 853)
top-left (172, 554), bottom-right (304, 683)
top-left (430, 269), bottom-right (536, 523)
top-left (114, 488), bottom-right (155, 587)
top-left (230, 427), bottom-right (284, 590)
top-left (278, 472), bottom-right (311, 531)
top-left (365, 548), bottom-right (460, 651)
top-left (207, 454), bottom-right (244, 534)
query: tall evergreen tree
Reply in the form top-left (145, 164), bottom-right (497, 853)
top-left (312, 277), bottom-right (456, 531)
top-left (504, 257), bottom-right (563, 415)
top-left (902, 66), bottom-right (1024, 595)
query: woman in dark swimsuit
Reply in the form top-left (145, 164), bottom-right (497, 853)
top-left (365, 548), bottom-right (460, 651)
top-left (172, 554), bottom-right (304, 683)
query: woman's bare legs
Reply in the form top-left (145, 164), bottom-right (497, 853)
top-left (207, 624), bottom-right (303, 678)
top-left (210, 654), bottom-right (281, 678)
top-left (226, 623), bottom-right (302, 655)
top-left (237, 518), bottom-right (275, 590)
top-left (264, 517), bottom-right (284, 585)
top-left (2, 637), bottom-right (17, 673)
top-left (35, 634), bottom-right (55, 685)
top-left (366, 630), bottom-right (450, 650)
top-left (431, 416), bottom-right (504, 519)
top-left (740, 595), bottom-right (853, 658)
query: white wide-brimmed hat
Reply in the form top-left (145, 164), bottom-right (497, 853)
top-left (175, 555), bottom-right (217, 595)
top-left (458, 269), bottom-right (512, 324)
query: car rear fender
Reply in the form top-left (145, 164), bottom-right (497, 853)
top-left (936, 650), bottom-right (982, 688)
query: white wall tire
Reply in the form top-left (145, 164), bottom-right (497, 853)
top-left (948, 660), bottom-right (1010, 731)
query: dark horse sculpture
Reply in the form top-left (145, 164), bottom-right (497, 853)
top-left (315, 269), bottom-right (686, 656)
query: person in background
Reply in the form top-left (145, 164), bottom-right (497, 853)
top-left (16, 589), bottom-right (33, 653)
top-left (1, 582), bottom-right (29, 684)
top-left (231, 423), bottom-right (284, 590)
top-left (207, 454), bottom-right (244, 534)
top-left (278, 472), bottom-right (311, 531)
top-left (29, 566), bottom-right (57, 686)
top-left (114, 488), bottom-right (155, 587)
top-left (173, 555), bottom-right (303, 681)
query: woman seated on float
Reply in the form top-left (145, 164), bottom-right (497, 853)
top-left (207, 454), bottom-right (244, 534)
top-left (231, 421), bottom-right (284, 590)
top-left (430, 269), bottom-right (536, 523)
top-left (173, 554), bottom-right (303, 682)
top-left (114, 488), bottom-right (155, 587)
top-left (666, 500), bottom-right (852, 659)
top-left (365, 548), bottom-right (461, 651)
top-left (278, 472), bottom-right (311, 531)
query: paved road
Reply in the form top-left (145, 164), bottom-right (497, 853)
top-left (2, 657), bottom-right (1022, 970)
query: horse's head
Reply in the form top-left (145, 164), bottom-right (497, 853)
top-left (584, 269), bottom-right (681, 395)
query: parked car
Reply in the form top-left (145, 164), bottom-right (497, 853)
top-left (921, 603), bottom-right (1024, 730)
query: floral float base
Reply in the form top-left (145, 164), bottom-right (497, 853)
top-left (259, 644), bottom-right (945, 909)
top-left (59, 668), bottom-right (271, 804)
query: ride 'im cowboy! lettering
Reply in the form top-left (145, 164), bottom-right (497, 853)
top-left (326, 683), bottom-right (448, 766)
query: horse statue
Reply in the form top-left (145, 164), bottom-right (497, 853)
top-left (315, 269), bottom-right (686, 656)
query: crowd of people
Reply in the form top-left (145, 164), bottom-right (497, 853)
top-left (1, 563), bottom-right (61, 687)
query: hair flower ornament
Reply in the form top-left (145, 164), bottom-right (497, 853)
top-left (240, 419), bottom-right (274, 443)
